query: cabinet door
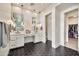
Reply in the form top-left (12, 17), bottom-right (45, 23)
top-left (10, 36), bottom-right (16, 40)
top-left (10, 41), bottom-right (16, 49)
top-left (34, 31), bottom-right (42, 43)
top-left (10, 35), bottom-right (24, 49)
top-left (16, 35), bottom-right (24, 47)
top-left (10, 36), bottom-right (16, 49)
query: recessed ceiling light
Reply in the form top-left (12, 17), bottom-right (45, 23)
top-left (33, 12), bottom-right (38, 16)
top-left (16, 3), bottom-right (20, 4)
top-left (26, 10), bottom-right (31, 13)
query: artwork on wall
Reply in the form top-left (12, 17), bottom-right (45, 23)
top-left (12, 12), bottom-right (23, 32)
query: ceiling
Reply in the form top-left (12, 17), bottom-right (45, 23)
top-left (12, 3), bottom-right (57, 13)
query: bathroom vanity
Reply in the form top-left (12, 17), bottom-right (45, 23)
top-left (10, 32), bottom-right (25, 49)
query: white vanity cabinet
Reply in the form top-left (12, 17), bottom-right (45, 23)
top-left (10, 34), bottom-right (24, 49)
top-left (34, 31), bottom-right (43, 43)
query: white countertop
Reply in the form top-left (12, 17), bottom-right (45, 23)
top-left (10, 31), bottom-right (25, 36)
top-left (10, 31), bottom-right (35, 37)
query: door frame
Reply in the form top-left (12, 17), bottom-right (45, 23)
top-left (43, 10), bottom-right (52, 43)
top-left (65, 9), bottom-right (78, 51)
top-left (60, 5), bottom-right (79, 51)
top-left (45, 13), bottom-right (52, 42)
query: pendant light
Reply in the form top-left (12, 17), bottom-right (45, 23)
top-left (21, 4), bottom-right (24, 27)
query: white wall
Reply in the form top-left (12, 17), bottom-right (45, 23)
top-left (23, 10), bottom-right (32, 31)
top-left (54, 7), bottom-right (61, 48)
top-left (51, 7), bottom-right (56, 48)
top-left (12, 6), bottom-right (21, 14)
top-left (0, 3), bottom-right (11, 21)
top-left (0, 3), bottom-right (11, 56)
top-left (65, 9), bottom-right (78, 25)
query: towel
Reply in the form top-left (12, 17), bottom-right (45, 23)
top-left (0, 22), bottom-right (2, 47)
top-left (0, 22), bottom-right (8, 48)
top-left (2, 23), bottom-right (8, 48)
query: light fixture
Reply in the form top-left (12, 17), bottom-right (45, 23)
top-left (26, 10), bottom-right (31, 13)
top-left (30, 3), bottom-right (35, 6)
top-left (7, 20), bottom-right (15, 27)
top-left (20, 4), bottom-right (23, 20)
top-left (33, 12), bottom-right (38, 16)
top-left (16, 3), bottom-right (20, 5)
top-left (68, 15), bottom-right (77, 19)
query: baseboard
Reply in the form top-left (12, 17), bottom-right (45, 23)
top-left (41, 40), bottom-right (46, 43)
top-left (34, 41), bottom-right (43, 44)
top-left (9, 46), bottom-right (24, 50)
top-left (64, 45), bottom-right (78, 52)
top-left (52, 43), bottom-right (60, 49)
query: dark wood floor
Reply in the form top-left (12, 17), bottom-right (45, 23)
top-left (8, 40), bottom-right (79, 56)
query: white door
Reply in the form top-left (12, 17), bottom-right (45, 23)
top-left (45, 13), bottom-right (52, 41)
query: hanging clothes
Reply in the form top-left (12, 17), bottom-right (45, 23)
top-left (68, 24), bottom-right (78, 38)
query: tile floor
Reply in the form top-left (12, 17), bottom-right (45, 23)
top-left (66, 38), bottom-right (78, 51)
top-left (8, 40), bottom-right (79, 56)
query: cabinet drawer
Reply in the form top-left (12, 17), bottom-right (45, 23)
top-left (10, 35), bottom-right (24, 49)
top-left (10, 36), bottom-right (16, 40)
top-left (10, 43), bottom-right (16, 49)
top-left (10, 41), bottom-right (16, 48)
top-left (10, 45), bottom-right (16, 49)
top-left (16, 39), bottom-right (24, 47)
top-left (10, 44), bottom-right (16, 47)
top-left (10, 41), bottom-right (16, 44)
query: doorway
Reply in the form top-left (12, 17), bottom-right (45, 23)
top-left (64, 9), bottom-right (78, 51)
top-left (45, 13), bottom-right (52, 43)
